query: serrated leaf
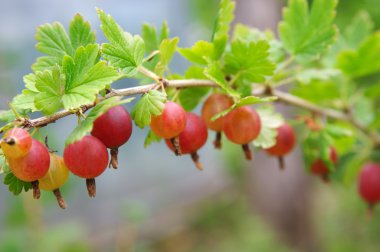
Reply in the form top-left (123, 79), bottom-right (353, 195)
top-left (233, 24), bottom-right (285, 63)
top-left (225, 40), bottom-right (275, 83)
top-left (337, 33), bottom-right (380, 78)
top-left (212, 0), bottom-right (235, 41)
top-left (65, 97), bottom-right (133, 145)
top-left (296, 68), bottom-right (341, 84)
top-left (3, 172), bottom-right (32, 196)
top-left (97, 9), bottom-right (145, 77)
top-left (253, 106), bottom-right (284, 148)
top-left (279, 0), bottom-right (337, 62)
top-left (142, 23), bottom-right (158, 54)
top-left (144, 130), bottom-right (162, 148)
top-left (131, 90), bottom-right (167, 128)
top-left (69, 14), bottom-right (96, 50)
top-left (34, 45), bottom-right (119, 114)
top-left (178, 40), bottom-right (215, 65)
top-left (204, 61), bottom-right (240, 98)
top-left (155, 37), bottom-right (179, 76)
top-left (36, 22), bottom-right (74, 59)
top-left (32, 14), bottom-right (96, 72)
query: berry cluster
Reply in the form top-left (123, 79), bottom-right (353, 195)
top-left (2, 93), bottom-right (358, 209)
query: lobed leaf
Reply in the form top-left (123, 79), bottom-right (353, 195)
top-left (155, 37), bottom-right (179, 76)
top-left (225, 40), bottom-right (275, 83)
top-left (279, 0), bottom-right (337, 62)
top-left (131, 90), bottom-right (167, 128)
top-left (97, 8), bottom-right (145, 77)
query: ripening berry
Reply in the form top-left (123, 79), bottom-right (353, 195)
top-left (201, 94), bottom-right (233, 149)
top-left (91, 105), bottom-right (133, 169)
top-left (358, 163), bottom-right (380, 211)
top-left (64, 135), bottom-right (109, 197)
top-left (151, 101), bottom-right (186, 155)
top-left (265, 123), bottom-right (296, 170)
top-left (165, 112), bottom-right (208, 170)
top-left (39, 153), bottom-right (69, 209)
top-left (1, 128), bottom-right (32, 159)
top-left (7, 139), bottom-right (50, 183)
top-left (223, 106), bottom-right (261, 160)
top-left (310, 147), bottom-right (338, 182)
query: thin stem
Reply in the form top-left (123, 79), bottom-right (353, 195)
top-left (10, 78), bottom-right (379, 147)
top-left (137, 66), bottom-right (160, 82)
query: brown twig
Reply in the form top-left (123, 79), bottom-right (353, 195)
top-left (11, 79), bottom-right (379, 146)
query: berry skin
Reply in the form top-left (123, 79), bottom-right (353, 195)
top-left (1, 128), bottom-right (32, 159)
top-left (151, 101), bottom-right (186, 139)
top-left (223, 106), bottom-right (261, 160)
top-left (265, 123), bottom-right (296, 169)
top-left (165, 112), bottom-right (208, 170)
top-left (91, 105), bottom-right (133, 169)
top-left (7, 139), bottom-right (50, 183)
top-left (39, 153), bottom-right (69, 191)
top-left (358, 163), bottom-right (380, 210)
top-left (201, 94), bottom-right (234, 149)
top-left (91, 106), bottom-right (132, 148)
top-left (64, 135), bottom-right (109, 197)
top-left (310, 147), bottom-right (338, 182)
top-left (39, 153), bottom-right (70, 209)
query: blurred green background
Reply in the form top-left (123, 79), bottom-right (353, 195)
top-left (1, 0), bottom-right (380, 251)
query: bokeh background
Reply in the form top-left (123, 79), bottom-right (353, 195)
top-left (1, 0), bottom-right (380, 251)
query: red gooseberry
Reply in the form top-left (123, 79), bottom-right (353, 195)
top-left (165, 112), bottom-right (208, 170)
top-left (91, 105), bottom-right (133, 169)
top-left (223, 106), bottom-right (261, 160)
top-left (201, 93), bottom-right (234, 149)
top-left (64, 135), bottom-right (109, 197)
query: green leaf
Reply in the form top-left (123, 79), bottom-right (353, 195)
top-left (144, 130), bottom-right (162, 148)
top-left (296, 68), bottom-right (341, 84)
top-left (225, 40), bottom-right (275, 83)
top-left (97, 8), bottom-right (145, 77)
top-left (279, 0), bottom-right (338, 62)
top-left (204, 61), bottom-right (240, 98)
top-left (65, 97), bottom-right (134, 146)
top-left (154, 37), bottom-right (179, 76)
top-left (3, 172), bottom-right (32, 196)
top-left (253, 106), bottom-right (284, 148)
top-left (131, 90), bottom-right (167, 128)
top-left (141, 23), bottom-right (158, 54)
top-left (343, 11), bottom-right (375, 49)
top-left (69, 14), bottom-right (96, 50)
top-left (178, 40), bottom-right (214, 65)
top-left (233, 24), bottom-right (285, 63)
top-left (35, 22), bottom-right (74, 59)
top-left (212, 0), bottom-right (235, 41)
top-left (0, 154), bottom-right (9, 174)
top-left (337, 33), bottom-right (380, 78)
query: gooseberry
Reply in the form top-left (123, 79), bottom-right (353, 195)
top-left (165, 112), bottom-right (208, 170)
top-left (223, 106), bottom-right (261, 160)
top-left (91, 105), bottom-right (133, 169)
top-left (310, 146), bottom-right (338, 182)
top-left (64, 135), bottom-right (109, 197)
top-left (201, 93), bottom-right (233, 149)
top-left (1, 128), bottom-right (32, 159)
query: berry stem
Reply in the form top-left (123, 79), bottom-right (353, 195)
top-left (278, 156), bottom-right (285, 170)
top-left (110, 148), bottom-right (119, 169)
top-left (321, 174), bottom-right (330, 183)
top-left (86, 178), bottom-right (96, 198)
top-left (31, 181), bottom-right (40, 199)
top-left (213, 132), bottom-right (222, 149)
top-left (191, 152), bottom-right (203, 171)
top-left (366, 203), bottom-right (375, 219)
top-left (53, 189), bottom-right (67, 209)
top-left (170, 137), bottom-right (182, 156)
top-left (242, 144), bottom-right (253, 160)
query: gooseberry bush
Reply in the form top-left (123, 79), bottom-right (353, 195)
top-left (0, 0), bottom-right (380, 211)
